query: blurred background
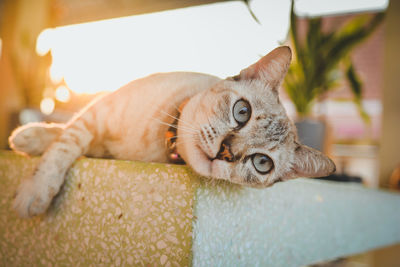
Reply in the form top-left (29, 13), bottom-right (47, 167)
top-left (0, 0), bottom-right (399, 189)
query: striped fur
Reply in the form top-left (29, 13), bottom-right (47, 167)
top-left (9, 46), bottom-right (335, 218)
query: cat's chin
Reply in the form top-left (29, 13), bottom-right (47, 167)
top-left (188, 145), bottom-right (232, 181)
top-left (209, 159), bottom-right (231, 181)
top-left (187, 144), bottom-right (213, 177)
top-left (182, 144), bottom-right (222, 179)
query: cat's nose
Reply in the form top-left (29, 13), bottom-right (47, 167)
top-left (215, 140), bottom-right (235, 162)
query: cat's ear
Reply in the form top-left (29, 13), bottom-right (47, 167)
top-left (236, 46), bottom-right (292, 89)
top-left (289, 144), bottom-right (336, 178)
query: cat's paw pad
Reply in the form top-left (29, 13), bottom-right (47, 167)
top-left (13, 178), bottom-right (53, 218)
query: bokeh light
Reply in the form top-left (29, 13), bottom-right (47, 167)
top-left (36, 28), bottom-right (54, 56)
top-left (38, 1), bottom-right (290, 94)
top-left (36, 0), bottom-right (387, 95)
top-left (55, 85), bottom-right (71, 103)
top-left (49, 62), bottom-right (64, 84)
top-left (40, 98), bottom-right (55, 115)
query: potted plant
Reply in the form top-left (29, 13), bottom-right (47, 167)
top-left (283, 0), bottom-right (384, 151)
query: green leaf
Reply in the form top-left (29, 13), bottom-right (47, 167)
top-left (345, 60), bottom-right (370, 123)
top-left (325, 13), bottom-right (385, 72)
top-left (283, 0), bottom-right (384, 121)
top-left (242, 0), bottom-right (261, 24)
top-left (290, 0), bottom-right (306, 70)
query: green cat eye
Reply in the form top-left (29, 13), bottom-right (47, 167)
top-left (252, 153), bottom-right (274, 174)
top-left (233, 99), bottom-right (251, 125)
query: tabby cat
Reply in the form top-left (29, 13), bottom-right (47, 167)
top-left (9, 46), bottom-right (335, 218)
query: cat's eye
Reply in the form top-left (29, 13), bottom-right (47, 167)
top-left (233, 99), bottom-right (251, 125)
top-left (252, 153), bottom-right (274, 174)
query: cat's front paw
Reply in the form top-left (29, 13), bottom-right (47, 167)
top-left (13, 178), bottom-right (54, 218)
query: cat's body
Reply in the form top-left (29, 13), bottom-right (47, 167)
top-left (12, 72), bottom-right (219, 161)
top-left (9, 46), bottom-right (336, 218)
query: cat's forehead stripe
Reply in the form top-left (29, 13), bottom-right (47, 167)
top-left (252, 98), bottom-right (270, 111)
top-left (261, 117), bottom-right (291, 144)
top-left (221, 94), bottom-right (231, 106)
top-left (215, 93), bottom-right (231, 121)
top-left (255, 114), bottom-right (267, 120)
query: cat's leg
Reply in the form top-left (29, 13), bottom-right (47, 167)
top-left (13, 116), bottom-right (94, 217)
top-left (9, 122), bottom-right (64, 156)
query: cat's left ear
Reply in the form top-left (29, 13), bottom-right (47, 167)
top-left (235, 46), bottom-right (292, 89)
top-left (288, 144), bottom-right (336, 179)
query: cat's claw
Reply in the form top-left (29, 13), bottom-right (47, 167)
top-left (13, 178), bottom-right (52, 218)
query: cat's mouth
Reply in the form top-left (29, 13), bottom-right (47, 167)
top-left (193, 140), bottom-right (235, 180)
top-left (178, 127), bottom-right (234, 178)
top-left (197, 139), bottom-right (235, 163)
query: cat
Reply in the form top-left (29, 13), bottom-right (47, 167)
top-left (9, 46), bottom-right (335, 218)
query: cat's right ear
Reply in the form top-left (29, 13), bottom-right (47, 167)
top-left (288, 144), bottom-right (336, 179)
top-left (231, 46), bottom-right (292, 90)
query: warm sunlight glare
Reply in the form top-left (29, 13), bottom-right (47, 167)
top-left (36, 28), bottom-right (54, 56)
top-left (49, 62), bottom-right (64, 84)
top-left (35, 0), bottom-right (387, 95)
top-left (40, 98), bottom-right (55, 115)
top-left (36, 1), bottom-right (291, 94)
top-left (0, 38), bottom-right (2, 59)
top-left (55, 85), bottom-right (71, 103)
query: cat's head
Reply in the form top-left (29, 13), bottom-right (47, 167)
top-left (177, 46), bottom-right (336, 187)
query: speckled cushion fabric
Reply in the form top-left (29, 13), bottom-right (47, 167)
top-left (1, 151), bottom-right (400, 266)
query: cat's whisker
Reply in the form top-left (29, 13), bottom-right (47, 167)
top-left (175, 139), bottom-right (194, 146)
top-left (179, 127), bottom-right (200, 135)
top-left (153, 134), bottom-right (193, 148)
top-left (166, 134), bottom-right (195, 142)
top-left (150, 129), bottom-right (197, 149)
top-left (176, 126), bottom-right (198, 134)
top-left (175, 134), bottom-right (199, 143)
top-left (172, 103), bottom-right (181, 113)
top-left (178, 118), bottom-right (200, 131)
top-left (175, 135), bottom-right (201, 146)
top-left (150, 117), bottom-right (198, 134)
top-left (159, 110), bottom-right (197, 130)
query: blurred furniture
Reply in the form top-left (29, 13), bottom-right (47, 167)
top-left (379, 0), bottom-right (400, 187)
top-left (389, 164), bottom-right (400, 191)
top-left (331, 144), bottom-right (379, 186)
